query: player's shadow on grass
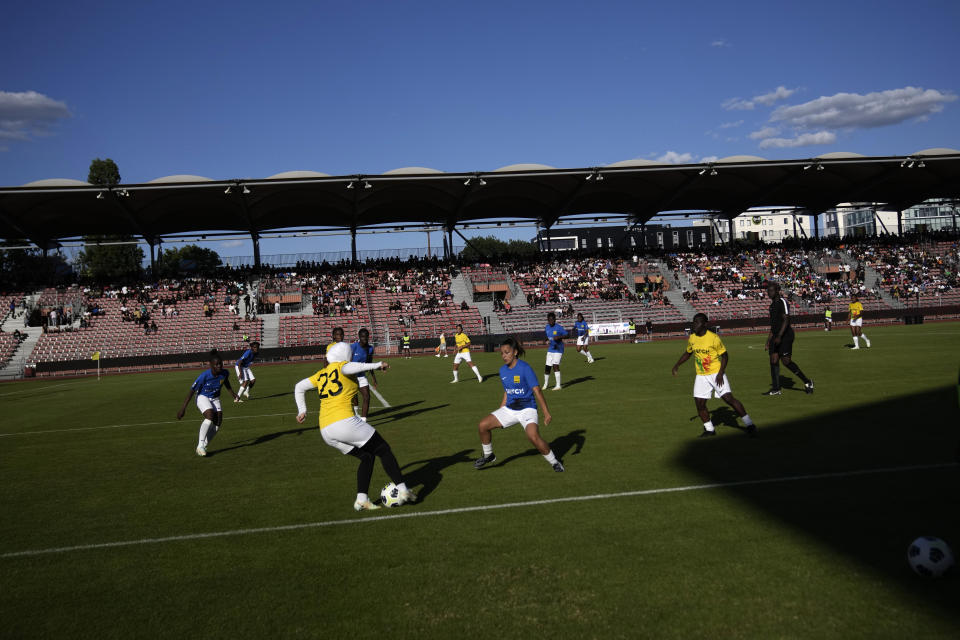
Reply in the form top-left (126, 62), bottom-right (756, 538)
top-left (675, 385), bottom-right (960, 623)
top-left (698, 406), bottom-right (750, 434)
top-left (209, 426), bottom-right (314, 456)
top-left (402, 449), bottom-right (474, 502)
top-left (487, 429), bottom-right (587, 469)
top-left (482, 373), bottom-right (500, 382)
top-left (368, 401), bottom-right (422, 418)
top-left (371, 404), bottom-right (450, 425)
top-left (562, 376), bottom-right (594, 389)
top-left (590, 356), bottom-right (607, 362)
top-left (251, 391), bottom-right (292, 400)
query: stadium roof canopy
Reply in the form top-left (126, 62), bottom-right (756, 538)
top-left (1, 149), bottom-right (958, 251)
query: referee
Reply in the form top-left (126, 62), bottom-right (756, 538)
top-left (764, 283), bottom-right (814, 396)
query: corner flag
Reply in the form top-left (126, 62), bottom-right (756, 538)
top-left (91, 351), bottom-right (101, 361)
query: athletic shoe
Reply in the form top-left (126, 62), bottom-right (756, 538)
top-left (234, 397), bottom-right (243, 403)
top-left (852, 345), bottom-right (860, 350)
top-left (865, 340), bottom-right (871, 348)
top-left (474, 453), bottom-right (497, 469)
top-left (552, 461), bottom-right (565, 472)
top-left (552, 385), bottom-right (562, 391)
top-left (450, 380), bottom-right (457, 384)
top-left (353, 499), bottom-right (381, 512)
top-left (804, 380), bottom-right (815, 394)
top-left (745, 424), bottom-right (758, 438)
top-left (762, 389), bottom-right (782, 396)
top-left (398, 489), bottom-right (418, 505)
top-left (698, 429), bottom-right (717, 438)
top-left (195, 446), bottom-right (207, 457)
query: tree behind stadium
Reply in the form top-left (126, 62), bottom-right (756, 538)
top-left (75, 158), bottom-right (144, 282)
top-left (157, 244), bottom-right (222, 278)
top-left (459, 235), bottom-right (538, 261)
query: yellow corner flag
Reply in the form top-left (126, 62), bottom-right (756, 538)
top-left (91, 351), bottom-right (101, 361)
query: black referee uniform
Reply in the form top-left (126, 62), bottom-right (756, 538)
top-left (767, 295), bottom-right (813, 394)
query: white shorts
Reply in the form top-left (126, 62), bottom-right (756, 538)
top-left (545, 351), bottom-right (563, 367)
top-left (491, 406), bottom-right (538, 429)
top-left (358, 374), bottom-right (369, 388)
top-left (576, 336), bottom-right (589, 346)
top-left (321, 416), bottom-right (376, 455)
top-left (693, 374), bottom-right (731, 399)
top-left (196, 395), bottom-right (222, 414)
top-left (850, 317), bottom-right (862, 327)
top-left (235, 366), bottom-right (254, 382)
top-left (454, 351), bottom-right (473, 364)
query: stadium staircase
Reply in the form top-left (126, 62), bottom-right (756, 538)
top-left (838, 250), bottom-right (903, 309)
top-left (261, 313), bottom-right (280, 348)
top-left (450, 273), bottom-right (505, 334)
top-left (0, 315), bottom-right (42, 379)
top-left (654, 259), bottom-right (696, 321)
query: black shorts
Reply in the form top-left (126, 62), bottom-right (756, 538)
top-left (774, 330), bottom-right (795, 357)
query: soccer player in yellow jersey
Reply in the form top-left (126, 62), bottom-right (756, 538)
top-left (848, 294), bottom-right (871, 349)
top-left (294, 342), bottom-right (416, 511)
top-left (451, 324), bottom-right (483, 383)
top-left (435, 331), bottom-right (448, 357)
top-left (672, 313), bottom-right (757, 438)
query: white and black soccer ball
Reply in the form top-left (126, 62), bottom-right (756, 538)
top-left (907, 537), bottom-right (955, 578)
top-left (380, 483), bottom-right (402, 508)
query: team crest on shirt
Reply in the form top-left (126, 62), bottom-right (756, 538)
top-left (514, 375), bottom-right (521, 383)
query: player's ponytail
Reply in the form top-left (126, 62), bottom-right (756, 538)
top-left (500, 336), bottom-right (525, 358)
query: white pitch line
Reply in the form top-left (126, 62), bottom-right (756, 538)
top-left (2, 462), bottom-right (953, 559)
top-left (0, 412), bottom-right (293, 437)
top-left (0, 381), bottom-right (91, 397)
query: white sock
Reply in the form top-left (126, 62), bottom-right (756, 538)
top-left (207, 422), bottom-right (220, 443)
top-left (586, 352), bottom-right (593, 362)
top-left (356, 492), bottom-right (368, 504)
top-left (554, 372), bottom-right (561, 387)
top-left (244, 387), bottom-right (251, 397)
top-left (863, 334), bottom-right (870, 344)
top-left (472, 365), bottom-right (481, 381)
top-left (581, 350), bottom-right (589, 359)
top-left (198, 419), bottom-right (213, 447)
top-left (742, 414), bottom-right (754, 427)
top-left (853, 336), bottom-right (859, 346)
top-left (482, 443), bottom-right (494, 456)
top-left (453, 370), bottom-right (459, 382)
top-left (703, 420), bottom-right (715, 432)
top-left (397, 482), bottom-right (408, 493)
top-left (543, 374), bottom-right (550, 387)
top-left (543, 450), bottom-right (558, 465)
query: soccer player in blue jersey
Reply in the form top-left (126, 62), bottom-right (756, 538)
top-left (351, 328), bottom-right (378, 420)
top-left (176, 350), bottom-right (240, 456)
top-left (234, 341), bottom-right (259, 401)
top-left (474, 337), bottom-right (563, 472)
top-left (544, 312), bottom-right (568, 390)
top-left (573, 313), bottom-right (595, 364)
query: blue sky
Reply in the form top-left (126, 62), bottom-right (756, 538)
top-left (2, 0), bottom-right (958, 258)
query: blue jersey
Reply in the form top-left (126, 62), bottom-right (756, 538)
top-left (499, 360), bottom-right (541, 410)
top-left (191, 369), bottom-right (229, 399)
top-left (236, 348), bottom-right (255, 368)
top-left (574, 320), bottom-right (590, 337)
top-left (545, 323), bottom-right (568, 352)
top-left (351, 342), bottom-right (374, 377)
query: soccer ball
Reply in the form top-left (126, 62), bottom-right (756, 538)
top-left (380, 483), bottom-right (402, 508)
top-left (907, 537), bottom-right (955, 577)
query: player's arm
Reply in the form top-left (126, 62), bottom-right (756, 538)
top-left (223, 375), bottom-right (240, 401)
top-left (775, 312), bottom-right (791, 344)
top-left (716, 352), bottom-right (729, 385)
top-left (177, 387), bottom-right (196, 420)
top-left (294, 376), bottom-right (318, 424)
top-left (532, 386), bottom-right (552, 426)
top-left (343, 361), bottom-right (389, 375)
top-left (672, 351), bottom-right (692, 376)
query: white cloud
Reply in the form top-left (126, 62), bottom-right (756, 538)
top-left (723, 85), bottom-right (798, 111)
top-left (655, 151), bottom-right (694, 164)
top-left (718, 120), bottom-right (743, 129)
top-left (0, 90), bottom-right (71, 148)
top-left (711, 40), bottom-right (730, 48)
top-left (219, 239), bottom-right (245, 249)
top-left (748, 126), bottom-right (779, 140)
top-left (757, 131), bottom-right (837, 149)
top-left (770, 86), bottom-right (956, 130)
top-left (753, 86), bottom-right (796, 106)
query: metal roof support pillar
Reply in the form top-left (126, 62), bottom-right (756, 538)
top-left (545, 223), bottom-right (552, 252)
top-left (813, 213), bottom-right (820, 239)
top-left (251, 232), bottom-right (261, 271)
top-left (728, 218), bottom-right (734, 247)
top-left (149, 241), bottom-right (156, 279)
top-left (351, 226), bottom-right (358, 263)
top-left (897, 210), bottom-right (903, 236)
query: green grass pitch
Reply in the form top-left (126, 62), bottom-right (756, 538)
top-left (2, 323), bottom-right (959, 639)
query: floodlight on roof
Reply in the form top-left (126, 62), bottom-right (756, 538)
top-left (817, 163), bottom-right (825, 171)
top-left (585, 173), bottom-right (593, 181)
top-left (363, 180), bottom-right (372, 189)
top-left (595, 172), bottom-right (604, 182)
top-left (119, 189), bottom-right (129, 197)
top-left (96, 191), bottom-right (104, 200)
top-left (709, 168), bottom-right (718, 176)
top-left (917, 160), bottom-right (926, 168)
top-left (464, 178), bottom-right (472, 186)
top-left (803, 163), bottom-right (813, 170)
top-left (242, 185), bottom-right (251, 195)
top-left (698, 168), bottom-right (707, 175)
top-left (224, 186), bottom-right (233, 194)
top-left (478, 178), bottom-right (487, 186)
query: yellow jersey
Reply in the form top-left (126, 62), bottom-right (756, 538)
top-left (455, 332), bottom-right (471, 353)
top-left (306, 361), bottom-right (360, 429)
top-left (848, 301), bottom-right (863, 320)
top-left (686, 330), bottom-right (726, 376)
